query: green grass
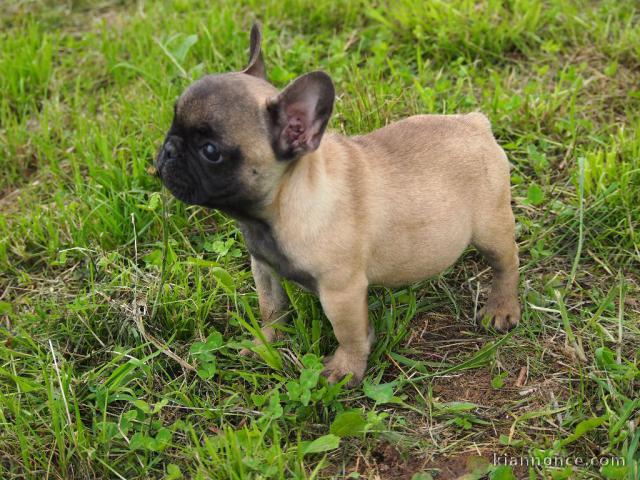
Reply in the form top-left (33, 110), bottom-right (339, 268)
top-left (1, 0), bottom-right (639, 478)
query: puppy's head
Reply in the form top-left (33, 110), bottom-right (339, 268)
top-left (156, 24), bottom-right (335, 215)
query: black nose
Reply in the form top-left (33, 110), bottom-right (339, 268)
top-left (157, 139), bottom-right (177, 177)
top-left (163, 140), bottom-right (176, 159)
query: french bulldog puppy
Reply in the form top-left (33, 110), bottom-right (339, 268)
top-left (156, 24), bottom-right (520, 386)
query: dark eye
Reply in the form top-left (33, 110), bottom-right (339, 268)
top-left (200, 142), bottom-right (221, 163)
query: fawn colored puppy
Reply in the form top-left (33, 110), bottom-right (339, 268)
top-left (156, 24), bottom-right (520, 386)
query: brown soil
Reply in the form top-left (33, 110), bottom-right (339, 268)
top-left (432, 367), bottom-right (520, 407)
top-left (345, 447), bottom-right (531, 480)
top-left (425, 452), bottom-right (530, 480)
top-left (342, 441), bottom-right (429, 479)
top-left (427, 453), bottom-right (490, 480)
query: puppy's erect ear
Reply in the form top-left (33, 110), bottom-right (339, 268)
top-left (266, 71), bottom-right (335, 159)
top-left (242, 23), bottom-right (266, 79)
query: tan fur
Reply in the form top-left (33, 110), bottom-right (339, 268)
top-left (244, 113), bottom-right (519, 384)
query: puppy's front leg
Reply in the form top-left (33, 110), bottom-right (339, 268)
top-left (240, 256), bottom-right (289, 355)
top-left (319, 279), bottom-right (374, 386)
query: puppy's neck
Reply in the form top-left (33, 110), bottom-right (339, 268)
top-left (258, 132), bottom-right (358, 225)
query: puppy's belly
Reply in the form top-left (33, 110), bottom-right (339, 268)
top-left (366, 223), bottom-right (471, 286)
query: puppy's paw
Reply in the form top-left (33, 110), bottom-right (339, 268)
top-left (321, 347), bottom-right (367, 387)
top-left (477, 295), bottom-right (520, 332)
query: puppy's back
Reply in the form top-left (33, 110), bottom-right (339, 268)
top-left (350, 113), bottom-right (511, 284)
top-left (354, 113), bottom-right (508, 194)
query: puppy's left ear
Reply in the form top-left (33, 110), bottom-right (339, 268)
top-left (242, 23), bottom-right (266, 79)
top-left (267, 71), bottom-right (335, 159)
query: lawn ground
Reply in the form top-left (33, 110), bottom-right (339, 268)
top-left (0, 1), bottom-right (639, 479)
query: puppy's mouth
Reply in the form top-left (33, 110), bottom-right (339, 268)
top-left (155, 154), bottom-right (248, 211)
top-left (165, 180), bottom-right (198, 205)
top-left (165, 181), bottom-right (195, 204)
top-left (157, 162), bottom-right (199, 205)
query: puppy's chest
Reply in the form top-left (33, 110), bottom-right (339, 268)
top-left (238, 219), bottom-right (316, 293)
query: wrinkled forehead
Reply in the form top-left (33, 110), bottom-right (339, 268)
top-left (175, 73), bottom-right (275, 134)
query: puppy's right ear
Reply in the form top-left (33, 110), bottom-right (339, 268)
top-left (266, 71), bottom-right (335, 159)
top-left (242, 23), bottom-right (266, 80)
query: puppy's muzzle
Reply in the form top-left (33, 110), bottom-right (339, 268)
top-left (156, 138), bottom-right (178, 178)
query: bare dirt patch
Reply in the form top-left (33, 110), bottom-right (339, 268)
top-left (425, 452), bottom-right (530, 479)
top-left (368, 312), bottom-right (575, 480)
top-left (345, 447), bottom-right (531, 480)
top-left (341, 441), bottom-right (429, 480)
top-left (432, 367), bottom-right (519, 407)
top-left (403, 312), bottom-right (489, 360)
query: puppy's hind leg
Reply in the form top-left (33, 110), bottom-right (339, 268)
top-left (239, 256), bottom-right (289, 356)
top-left (472, 206), bottom-right (521, 332)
